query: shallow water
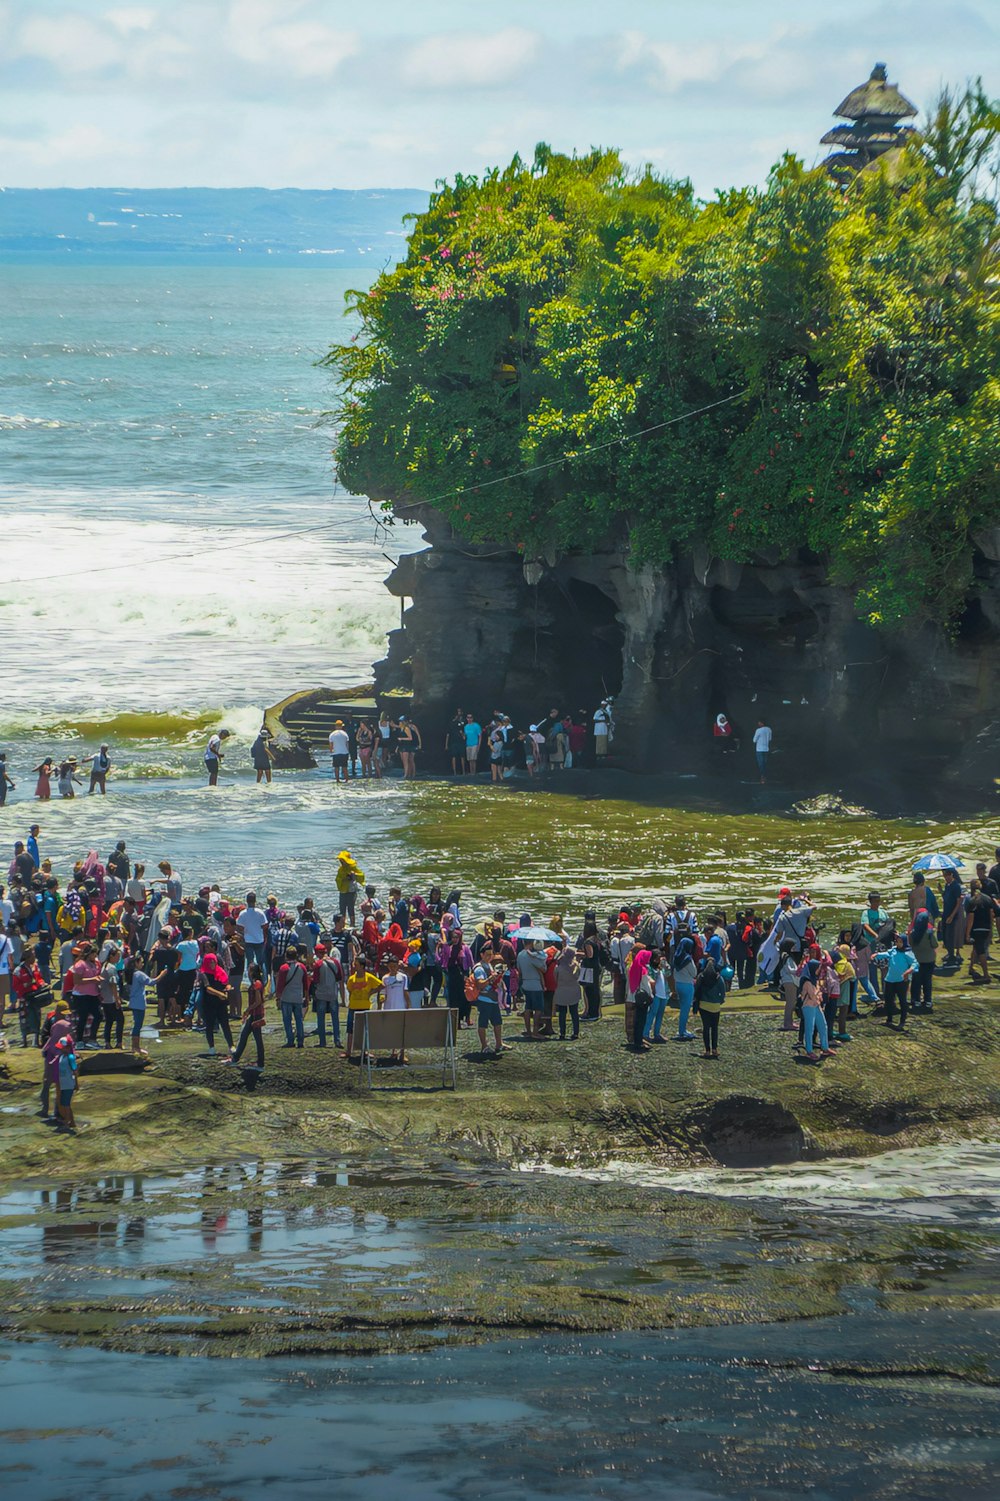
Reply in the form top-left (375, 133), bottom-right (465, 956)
top-left (1, 1144), bottom-right (998, 1496)
top-left (530, 1140), bottom-right (1000, 1226)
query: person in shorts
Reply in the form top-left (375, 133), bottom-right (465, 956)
top-left (516, 940), bottom-right (548, 1039)
top-left (474, 961), bottom-right (506, 1056)
top-left (964, 880), bottom-right (993, 984)
top-left (329, 721), bottom-right (350, 784)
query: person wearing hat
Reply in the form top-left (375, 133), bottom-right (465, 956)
top-left (250, 725), bottom-right (274, 785)
top-left (593, 700), bottom-right (613, 761)
top-left (40, 999), bottom-right (73, 1116)
top-left (329, 721), bottom-right (350, 784)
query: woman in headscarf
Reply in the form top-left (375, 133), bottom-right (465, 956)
top-left (444, 890), bottom-right (463, 929)
top-left (693, 957), bottom-right (727, 1059)
top-left (908, 908), bottom-right (938, 1013)
top-left (40, 999), bottom-right (73, 1118)
top-left (798, 959), bottom-right (834, 1061)
top-left (670, 931), bottom-right (698, 1041)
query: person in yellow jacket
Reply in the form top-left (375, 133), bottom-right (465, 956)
top-left (335, 851), bottom-right (364, 924)
top-left (342, 953), bottom-right (382, 1061)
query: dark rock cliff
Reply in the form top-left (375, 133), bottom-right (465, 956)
top-left (376, 505), bottom-right (1000, 808)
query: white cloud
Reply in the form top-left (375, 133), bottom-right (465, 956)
top-left (16, 14), bottom-right (124, 73)
top-left (227, 0), bottom-right (358, 79)
top-left (401, 27), bottom-right (540, 89)
top-left (104, 7), bottom-right (156, 33)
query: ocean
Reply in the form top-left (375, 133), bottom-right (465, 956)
top-left (2, 262), bottom-right (408, 734)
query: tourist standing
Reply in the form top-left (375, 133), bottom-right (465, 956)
top-left (236, 892), bottom-right (267, 974)
top-left (276, 945), bottom-right (308, 1048)
top-left (553, 947), bottom-right (581, 1040)
top-left (250, 727), bottom-right (274, 784)
top-left (593, 700), bottom-right (613, 761)
top-left (693, 958), bottom-right (727, 1059)
top-left (310, 944), bottom-right (342, 1049)
top-left (0, 753), bottom-right (14, 807)
top-left (752, 720), bottom-right (772, 783)
top-left (204, 730), bottom-right (230, 787)
top-left (329, 721), bottom-right (350, 784)
top-left (671, 932), bottom-right (698, 1040)
top-left (464, 714), bottom-right (482, 775)
top-left (34, 759), bottom-right (53, 800)
top-left (908, 909), bottom-right (938, 1012)
top-left (517, 940), bottom-right (548, 1039)
top-left (876, 934), bottom-right (918, 1029)
top-left (397, 717), bottom-right (421, 780)
top-left (940, 868), bottom-right (964, 968)
top-left (964, 880), bottom-right (993, 985)
top-left (87, 744), bottom-right (112, 795)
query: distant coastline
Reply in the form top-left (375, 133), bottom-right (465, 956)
top-left (0, 186), bottom-right (428, 266)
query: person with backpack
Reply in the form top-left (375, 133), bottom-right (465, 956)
top-left (275, 943), bottom-right (308, 1049)
top-left (13, 948), bottom-right (50, 1047)
top-left (310, 943), bottom-right (342, 1048)
top-left (693, 958), bottom-right (727, 1059)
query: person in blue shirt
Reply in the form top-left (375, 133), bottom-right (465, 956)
top-left (27, 826), bottom-right (40, 869)
top-left (55, 1035), bottom-right (78, 1130)
top-left (874, 935), bottom-right (918, 1030)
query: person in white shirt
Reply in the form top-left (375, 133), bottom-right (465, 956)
top-left (205, 730), bottom-right (230, 787)
top-left (237, 891), bottom-right (268, 972)
top-left (380, 956), bottom-right (410, 1066)
top-left (329, 721), bottom-right (350, 784)
top-left (593, 700), bottom-right (613, 760)
top-left (752, 721), bottom-right (773, 783)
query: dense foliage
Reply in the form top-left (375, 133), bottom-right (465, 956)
top-left (328, 103), bottom-right (1000, 628)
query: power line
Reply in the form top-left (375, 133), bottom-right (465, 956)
top-left (10, 389), bottom-right (746, 586)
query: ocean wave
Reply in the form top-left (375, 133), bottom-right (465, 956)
top-left (0, 413), bottom-right (64, 429)
top-left (116, 763), bottom-right (187, 780)
top-left (0, 704), bottom-right (265, 746)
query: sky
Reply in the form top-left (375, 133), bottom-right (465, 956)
top-left (1, 0), bottom-right (997, 194)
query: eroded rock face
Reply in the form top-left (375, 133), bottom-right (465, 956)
top-left (689, 1095), bottom-right (807, 1167)
top-left (375, 506), bottom-right (1000, 805)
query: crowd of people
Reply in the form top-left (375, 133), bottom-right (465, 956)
top-left (2, 827), bottom-right (998, 1132)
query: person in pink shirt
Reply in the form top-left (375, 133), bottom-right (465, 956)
top-left (68, 942), bottom-right (101, 1046)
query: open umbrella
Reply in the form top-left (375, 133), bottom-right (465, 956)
top-left (912, 854), bottom-right (964, 872)
top-left (515, 925), bottom-right (562, 943)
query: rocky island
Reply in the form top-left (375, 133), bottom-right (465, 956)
top-left (329, 70), bottom-right (1000, 806)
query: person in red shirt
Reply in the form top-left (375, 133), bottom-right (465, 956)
top-left (224, 963), bottom-right (266, 1070)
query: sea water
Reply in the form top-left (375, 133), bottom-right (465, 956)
top-left (1, 263), bottom-right (408, 738)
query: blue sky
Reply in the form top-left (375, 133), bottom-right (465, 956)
top-left (1, 0), bottom-right (996, 192)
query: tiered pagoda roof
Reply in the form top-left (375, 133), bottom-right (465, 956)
top-left (821, 63), bottom-right (918, 179)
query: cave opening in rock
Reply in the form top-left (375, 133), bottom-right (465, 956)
top-left (503, 576), bottom-right (624, 712)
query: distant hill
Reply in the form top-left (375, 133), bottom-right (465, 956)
top-left (0, 187), bottom-right (429, 265)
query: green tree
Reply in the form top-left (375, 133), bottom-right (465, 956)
top-left (328, 126), bottom-right (1000, 629)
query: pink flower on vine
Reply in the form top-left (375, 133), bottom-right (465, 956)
top-left (439, 246), bottom-right (451, 258)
